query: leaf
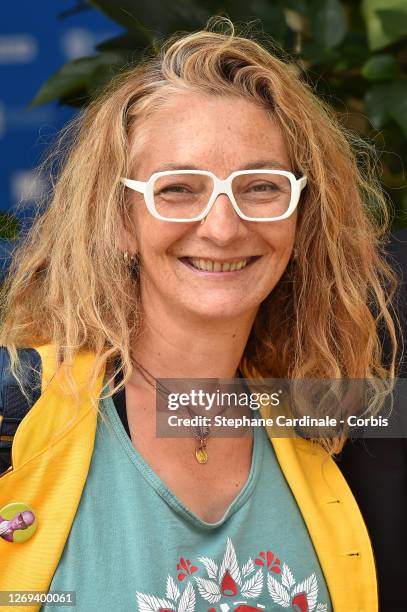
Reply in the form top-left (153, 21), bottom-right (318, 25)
top-left (0, 213), bottom-right (20, 240)
top-left (218, 538), bottom-right (242, 586)
top-left (89, 0), bottom-right (159, 32)
top-left (291, 573), bottom-right (318, 611)
top-left (90, 0), bottom-right (210, 35)
top-left (308, 0), bottom-right (347, 49)
top-left (377, 9), bottom-right (407, 41)
top-left (194, 577), bottom-right (221, 604)
top-left (198, 556), bottom-right (218, 580)
top-left (388, 81), bottom-right (407, 138)
top-left (364, 84), bottom-right (391, 129)
top-left (86, 60), bottom-right (124, 97)
top-left (365, 80), bottom-right (407, 134)
top-left (30, 53), bottom-right (123, 107)
top-left (302, 41), bottom-right (337, 66)
top-left (241, 558), bottom-right (255, 578)
top-left (361, 54), bottom-right (397, 81)
top-left (250, 2), bottom-right (288, 43)
top-left (135, 592), bottom-right (173, 612)
top-left (284, 0), bottom-right (308, 15)
top-left (177, 582), bottom-right (195, 612)
top-left (281, 563), bottom-right (296, 590)
top-left (96, 32), bottom-right (152, 51)
top-left (169, 3), bottom-right (214, 29)
top-left (241, 568), bottom-right (264, 597)
top-left (267, 574), bottom-right (290, 607)
top-left (166, 576), bottom-right (180, 602)
top-left (362, 0), bottom-right (407, 50)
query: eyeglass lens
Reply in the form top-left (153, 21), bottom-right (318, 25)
top-left (152, 172), bottom-right (292, 219)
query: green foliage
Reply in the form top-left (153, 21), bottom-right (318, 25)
top-left (0, 213), bottom-right (20, 239)
top-left (31, 0), bottom-right (407, 229)
top-left (361, 54), bottom-right (397, 80)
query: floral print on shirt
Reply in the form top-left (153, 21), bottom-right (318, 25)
top-left (136, 537), bottom-right (329, 611)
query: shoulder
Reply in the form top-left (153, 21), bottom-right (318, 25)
top-left (0, 347), bottom-right (43, 474)
top-left (0, 346), bottom-right (42, 413)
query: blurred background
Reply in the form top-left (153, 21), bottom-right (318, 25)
top-left (1, 0), bottom-right (407, 275)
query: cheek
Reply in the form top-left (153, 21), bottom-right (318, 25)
top-left (261, 221), bottom-right (296, 259)
top-left (133, 216), bottom-right (188, 262)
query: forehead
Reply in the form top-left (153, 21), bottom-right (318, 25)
top-left (129, 92), bottom-right (291, 177)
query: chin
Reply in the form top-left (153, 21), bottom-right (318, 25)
top-left (184, 300), bottom-right (256, 322)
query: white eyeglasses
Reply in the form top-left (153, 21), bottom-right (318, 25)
top-left (121, 169), bottom-right (307, 222)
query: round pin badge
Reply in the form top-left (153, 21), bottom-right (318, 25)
top-left (0, 502), bottom-right (37, 543)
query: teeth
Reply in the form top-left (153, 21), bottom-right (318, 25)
top-left (189, 258), bottom-right (249, 272)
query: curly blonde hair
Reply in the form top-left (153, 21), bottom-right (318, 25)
top-left (0, 22), bottom-right (400, 453)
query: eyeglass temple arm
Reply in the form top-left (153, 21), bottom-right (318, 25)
top-left (297, 176), bottom-right (307, 190)
top-left (121, 178), bottom-right (146, 194)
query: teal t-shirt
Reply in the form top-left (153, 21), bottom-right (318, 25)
top-left (43, 389), bottom-right (332, 611)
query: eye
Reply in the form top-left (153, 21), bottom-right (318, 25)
top-left (248, 181), bottom-right (280, 192)
top-left (159, 184), bottom-right (191, 194)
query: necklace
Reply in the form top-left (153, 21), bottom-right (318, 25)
top-left (130, 357), bottom-right (211, 464)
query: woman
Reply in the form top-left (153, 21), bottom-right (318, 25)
top-left (0, 23), bottom-right (401, 611)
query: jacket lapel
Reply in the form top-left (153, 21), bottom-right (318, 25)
top-left (0, 345), bottom-right (104, 608)
top-left (260, 404), bottom-right (378, 611)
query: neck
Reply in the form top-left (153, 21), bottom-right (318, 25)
top-left (131, 304), bottom-right (256, 381)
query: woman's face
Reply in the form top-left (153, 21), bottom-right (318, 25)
top-left (126, 92), bottom-right (298, 322)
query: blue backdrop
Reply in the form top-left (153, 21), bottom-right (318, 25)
top-left (0, 0), bottom-right (122, 273)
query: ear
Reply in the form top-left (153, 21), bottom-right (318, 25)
top-left (119, 231), bottom-right (138, 257)
top-left (117, 223), bottom-right (138, 257)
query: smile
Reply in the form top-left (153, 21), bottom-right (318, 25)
top-left (180, 256), bottom-right (259, 273)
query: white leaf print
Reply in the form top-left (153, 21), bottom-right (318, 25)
top-left (166, 575), bottom-right (180, 602)
top-left (198, 555), bottom-right (218, 580)
top-left (218, 537), bottom-right (242, 586)
top-left (281, 563), bottom-right (296, 590)
top-left (240, 568), bottom-right (263, 598)
top-left (178, 582), bottom-right (195, 612)
top-left (291, 573), bottom-right (318, 612)
top-left (267, 574), bottom-right (290, 607)
top-left (241, 558), bottom-right (255, 578)
top-left (194, 577), bottom-right (222, 604)
top-left (136, 592), bottom-right (173, 612)
top-left (316, 603), bottom-right (328, 611)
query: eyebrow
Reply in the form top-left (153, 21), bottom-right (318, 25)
top-left (152, 160), bottom-right (291, 173)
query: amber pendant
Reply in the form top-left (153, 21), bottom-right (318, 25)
top-left (195, 445), bottom-right (208, 464)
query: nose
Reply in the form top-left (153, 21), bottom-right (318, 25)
top-left (196, 193), bottom-right (248, 246)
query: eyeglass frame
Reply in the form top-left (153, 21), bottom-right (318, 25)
top-left (121, 169), bottom-right (307, 222)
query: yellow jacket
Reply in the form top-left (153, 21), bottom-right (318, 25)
top-left (0, 345), bottom-right (378, 611)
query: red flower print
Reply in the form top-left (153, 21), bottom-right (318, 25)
top-left (220, 569), bottom-right (238, 596)
top-left (255, 550), bottom-right (281, 574)
top-left (291, 591), bottom-right (309, 611)
top-left (176, 556), bottom-right (198, 581)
